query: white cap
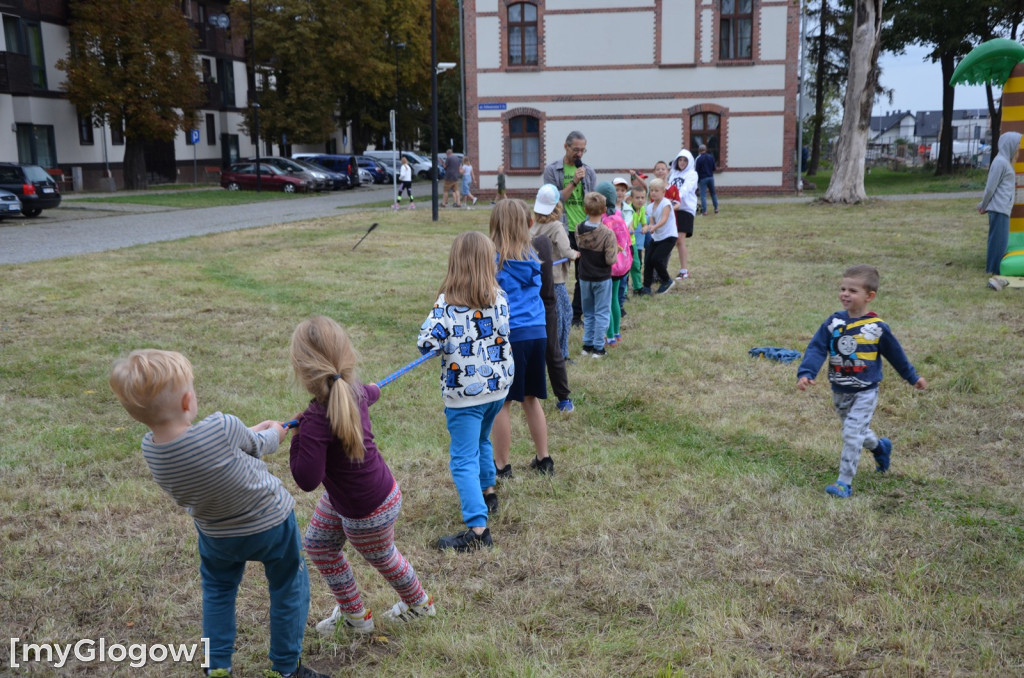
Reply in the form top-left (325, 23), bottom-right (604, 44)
top-left (533, 183), bottom-right (560, 216)
top-left (612, 176), bottom-right (630, 187)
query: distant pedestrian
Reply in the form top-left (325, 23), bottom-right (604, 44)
top-left (460, 156), bottom-right (478, 207)
top-left (977, 131), bottom-right (1022, 280)
top-left (494, 164), bottom-right (507, 202)
top-left (441, 149), bottom-right (462, 208)
top-left (695, 144), bottom-right (719, 216)
top-left (397, 156), bottom-right (414, 208)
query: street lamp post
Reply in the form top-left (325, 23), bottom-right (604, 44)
top-left (431, 0), bottom-right (438, 221)
top-left (249, 0), bottom-right (261, 192)
top-left (392, 42), bottom-right (405, 207)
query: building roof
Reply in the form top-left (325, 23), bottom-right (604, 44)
top-left (869, 110), bottom-right (914, 136)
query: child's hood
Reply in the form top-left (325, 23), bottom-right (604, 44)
top-left (998, 131), bottom-right (1023, 161)
top-left (499, 256), bottom-right (542, 289)
top-left (669, 149), bottom-right (697, 183)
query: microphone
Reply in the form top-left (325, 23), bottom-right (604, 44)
top-left (574, 158), bottom-right (582, 168)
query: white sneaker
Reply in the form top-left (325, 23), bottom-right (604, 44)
top-left (315, 604), bottom-right (374, 635)
top-left (381, 596), bottom-right (436, 623)
top-left (472, 196), bottom-right (478, 205)
top-left (988, 277), bottom-right (1009, 291)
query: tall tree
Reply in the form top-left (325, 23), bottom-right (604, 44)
top-left (805, 0), bottom-right (851, 175)
top-left (884, 0), bottom-right (1002, 175)
top-left (824, 0), bottom-right (884, 203)
top-left (57, 0), bottom-right (201, 189)
top-left (236, 0), bottom-right (454, 154)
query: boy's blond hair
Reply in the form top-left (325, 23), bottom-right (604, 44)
top-left (583, 192), bottom-right (606, 218)
top-left (648, 178), bottom-right (666, 192)
top-left (843, 264), bottom-right (881, 292)
top-left (110, 349), bottom-right (193, 427)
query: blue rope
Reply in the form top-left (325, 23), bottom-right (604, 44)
top-left (376, 349), bottom-right (441, 388)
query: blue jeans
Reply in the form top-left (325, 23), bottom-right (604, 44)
top-left (445, 399), bottom-right (504, 528)
top-left (197, 512), bottom-right (309, 674)
top-left (987, 211), bottom-right (1010, 274)
top-left (699, 177), bottom-right (718, 214)
top-left (580, 278), bottom-right (612, 351)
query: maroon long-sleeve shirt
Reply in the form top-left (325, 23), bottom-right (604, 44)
top-left (289, 383), bottom-right (394, 519)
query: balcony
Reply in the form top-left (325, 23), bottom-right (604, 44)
top-left (0, 52), bottom-right (33, 95)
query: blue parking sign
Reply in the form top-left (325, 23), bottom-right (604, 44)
top-left (189, 129), bottom-right (201, 145)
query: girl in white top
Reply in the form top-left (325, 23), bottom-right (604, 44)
top-left (397, 156), bottom-right (414, 206)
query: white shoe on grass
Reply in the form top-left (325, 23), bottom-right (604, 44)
top-left (315, 604), bottom-right (374, 635)
top-left (382, 596), bottom-right (436, 623)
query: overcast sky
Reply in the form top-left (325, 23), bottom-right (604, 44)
top-left (872, 45), bottom-right (992, 116)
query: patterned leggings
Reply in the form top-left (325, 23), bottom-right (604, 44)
top-left (303, 484), bottom-right (427, 615)
top-left (555, 282), bottom-right (572, 359)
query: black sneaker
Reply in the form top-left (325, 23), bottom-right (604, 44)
top-left (590, 348), bottom-right (607, 358)
top-left (264, 662), bottom-right (331, 678)
top-left (436, 528), bottom-right (493, 552)
top-left (637, 287), bottom-right (653, 296)
top-left (529, 455), bottom-right (554, 475)
top-left (581, 345), bottom-right (595, 356)
top-left (655, 280), bottom-right (675, 294)
top-left (483, 492), bottom-right (499, 515)
top-left (495, 463), bottom-right (513, 480)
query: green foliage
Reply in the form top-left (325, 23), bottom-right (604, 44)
top-left (235, 0), bottom-right (461, 151)
top-left (56, 0), bottom-right (201, 141)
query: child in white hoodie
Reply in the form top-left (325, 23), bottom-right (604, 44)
top-left (668, 149), bottom-right (698, 280)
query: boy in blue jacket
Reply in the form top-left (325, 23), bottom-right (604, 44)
top-left (796, 265), bottom-right (927, 498)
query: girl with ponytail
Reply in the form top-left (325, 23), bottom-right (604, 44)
top-left (289, 316), bottom-right (435, 635)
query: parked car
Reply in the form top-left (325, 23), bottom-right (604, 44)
top-left (291, 158), bottom-right (348, 190)
top-left (362, 150), bottom-right (434, 179)
top-left (242, 156), bottom-right (325, 191)
top-left (292, 154), bottom-right (361, 188)
top-left (355, 156), bottom-right (390, 184)
top-left (221, 162), bottom-right (313, 193)
top-left (359, 168), bottom-right (374, 185)
top-left (0, 162), bottom-right (62, 217)
top-left (0, 188), bottom-right (23, 218)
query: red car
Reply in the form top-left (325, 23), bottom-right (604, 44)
top-left (220, 162), bottom-right (312, 193)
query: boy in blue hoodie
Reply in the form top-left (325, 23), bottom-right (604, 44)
top-left (796, 265), bottom-right (927, 498)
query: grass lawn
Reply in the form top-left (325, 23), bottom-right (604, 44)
top-left (802, 165), bottom-right (988, 196)
top-left (1, 198), bottom-right (1021, 676)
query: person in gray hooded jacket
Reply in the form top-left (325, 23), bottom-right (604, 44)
top-left (978, 131), bottom-right (1022, 279)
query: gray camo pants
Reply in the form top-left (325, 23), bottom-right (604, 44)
top-left (833, 388), bottom-right (880, 486)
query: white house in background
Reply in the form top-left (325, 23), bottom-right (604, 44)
top-left (868, 110), bottom-right (916, 156)
top-left (464, 0), bottom-right (802, 197)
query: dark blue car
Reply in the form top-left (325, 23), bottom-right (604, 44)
top-left (292, 154), bottom-right (361, 189)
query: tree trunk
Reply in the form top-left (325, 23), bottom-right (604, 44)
top-left (935, 53), bottom-right (956, 175)
top-left (122, 138), bottom-right (148, 190)
top-left (823, 0), bottom-right (883, 204)
top-left (987, 82), bottom-right (1002, 155)
top-left (808, 0), bottom-right (830, 176)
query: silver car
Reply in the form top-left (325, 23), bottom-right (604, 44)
top-left (0, 188), bottom-right (22, 219)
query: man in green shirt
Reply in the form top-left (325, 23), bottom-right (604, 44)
top-left (543, 131), bottom-right (596, 325)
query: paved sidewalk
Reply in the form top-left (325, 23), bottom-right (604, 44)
top-left (0, 187), bottom-right (977, 266)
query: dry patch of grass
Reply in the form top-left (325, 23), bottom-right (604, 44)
top-left (1, 200), bottom-right (1021, 676)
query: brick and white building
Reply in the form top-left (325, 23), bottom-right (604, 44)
top-left (463, 0), bottom-right (802, 197)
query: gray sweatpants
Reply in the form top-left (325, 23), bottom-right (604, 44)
top-left (833, 388), bottom-right (880, 486)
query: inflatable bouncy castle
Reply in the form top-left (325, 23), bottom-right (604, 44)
top-left (952, 39), bottom-right (1024, 276)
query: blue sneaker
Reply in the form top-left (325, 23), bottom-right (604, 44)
top-left (872, 438), bottom-right (892, 473)
top-left (825, 481), bottom-right (852, 498)
top-left (557, 399), bottom-right (574, 413)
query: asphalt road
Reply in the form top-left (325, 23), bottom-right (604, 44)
top-left (0, 183), bottom-right (397, 265)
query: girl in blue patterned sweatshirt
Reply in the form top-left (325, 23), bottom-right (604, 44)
top-left (418, 230), bottom-right (511, 551)
top-left (796, 265), bottom-right (927, 498)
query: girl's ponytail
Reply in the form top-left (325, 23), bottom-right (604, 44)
top-left (290, 316), bottom-right (366, 461)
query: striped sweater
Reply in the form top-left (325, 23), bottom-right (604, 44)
top-left (141, 412), bottom-right (295, 537)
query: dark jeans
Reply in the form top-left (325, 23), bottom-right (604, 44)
top-left (569, 230), bottom-right (582, 322)
top-left (643, 237), bottom-right (678, 289)
top-left (544, 299), bottom-right (571, 401)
